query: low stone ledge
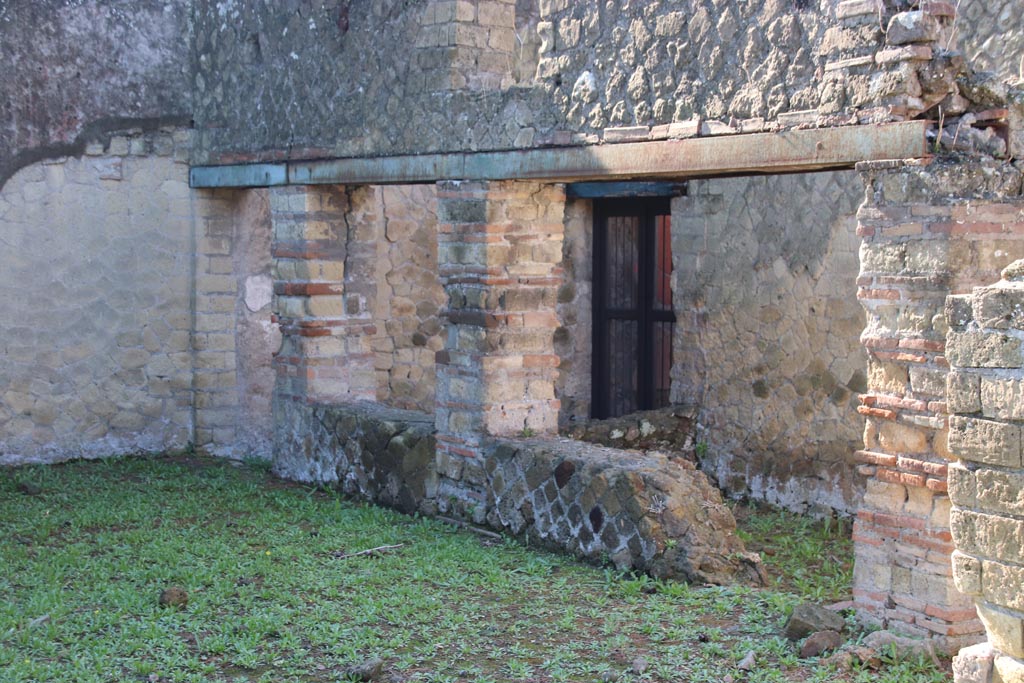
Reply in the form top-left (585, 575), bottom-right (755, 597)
top-left (484, 436), bottom-right (765, 586)
top-left (274, 401), bottom-right (763, 585)
top-left (273, 400), bottom-right (437, 515)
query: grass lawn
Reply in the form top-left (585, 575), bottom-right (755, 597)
top-left (0, 455), bottom-right (950, 683)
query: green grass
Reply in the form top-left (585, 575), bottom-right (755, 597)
top-left (0, 455), bottom-right (950, 682)
top-left (733, 503), bottom-right (854, 603)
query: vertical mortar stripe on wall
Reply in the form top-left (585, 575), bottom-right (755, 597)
top-left (188, 184), bottom-right (199, 449)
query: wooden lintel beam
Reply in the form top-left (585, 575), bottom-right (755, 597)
top-left (190, 121), bottom-right (931, 189)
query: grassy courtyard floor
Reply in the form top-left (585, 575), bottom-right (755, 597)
top-left (1, 455), bottom-right (949, 683)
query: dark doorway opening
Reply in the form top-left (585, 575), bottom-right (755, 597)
top-left (592, 199), bottom-right (675, 419)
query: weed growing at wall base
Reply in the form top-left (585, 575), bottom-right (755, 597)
top-left (0, 456), bottom-right (949, 682)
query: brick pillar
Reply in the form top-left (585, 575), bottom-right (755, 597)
top-left (948, 260), bottom-right (1024, 683)
top-left (415, 0), bottom-right (515, 91)
top-left (853, 160), bottom-right (1024, 651)
top-left (269, 185), bottom-right (376, 406)
top-left (434, 180), bottom-right (565, 520)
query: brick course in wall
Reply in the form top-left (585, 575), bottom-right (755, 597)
top-left (853, 159), bottom-right (1024, 651)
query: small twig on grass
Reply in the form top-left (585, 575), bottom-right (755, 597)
top-left (333, 544), bottom-right (404, 560)
top-left (437, 516), bottom-right (504, 540)
top-left (4, 614), bottom-right (50, 638)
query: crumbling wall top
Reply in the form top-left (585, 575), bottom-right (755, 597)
top-left (0, 1), bottom-right (191, 187)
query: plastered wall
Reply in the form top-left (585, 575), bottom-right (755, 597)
top-left (0, 134), bottom-right (194, 463)
top-left (0, 131), bottom-right (279, 464)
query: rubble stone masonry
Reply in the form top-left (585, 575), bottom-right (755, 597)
top-left (672, 172), bottom-right (868, 514)
top-left (853, 159), bottom-right (1024, 650)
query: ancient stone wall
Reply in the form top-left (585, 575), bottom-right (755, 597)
top-left (5, 0), bottom-right (1012, 175)
top-left (271, 398), bottom-right (763, 585)
top-left (485, 436), bottom-right (764, 585)
top-left (853, 159), bottom-right (1024, 651)
top-left (273, 400), bottom-right (438, 515)
top-left (191, 0), bottom-right (548, 164)
top-left (269, 184), bottom-right (445, 414)
top-left (671, 172), bottom-right (867, 514)
top-left (192, 188), bottom-right (278, 459)
top-left (0, 131), bottom-right (280, 464)
top-left (947, 259), bottom-right (1024, 683)
top-left (0, 1), bottom-right (191, 188)
top-left (0, 132), bottom-right (194, 463)
top-left (194, 0), bottom-right (975, 164)
top-left (375, 186), bottom-right (447, 412)
top-left (433, 180), bottom-right (566, 519)
top-left (957, 1), bottom-right (1024, 80)
top-left (554, 197), bottom-right (593, 424)
top-left (537, 0), bottom-right (832, 131)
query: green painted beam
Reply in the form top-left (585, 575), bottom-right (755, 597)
top-left (189, 121), bottom-right (931, 189)
top-left (190, 163), bottom-right (287, 188)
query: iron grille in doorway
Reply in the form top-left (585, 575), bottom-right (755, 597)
top-left (592, 199), bottom-right (675, 419)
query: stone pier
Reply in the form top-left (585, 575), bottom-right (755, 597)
top-left (853, 160), bottom-right (1024, 651)
top-left (948, 258), bottom-right (1024, 683)
top-left (433, 180), bottom-right (566, 520)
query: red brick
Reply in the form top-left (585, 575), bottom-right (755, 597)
top-left (274, 282), bottom-right (344, 296)
top-left (852, 531), bottom-right (885, 546)
top-left (879, 222), bottom-right (924, 237)
top-left (923, 604), bottom-right (977, 622)
top-left (898, 338), bottom-right (945, 353)
top-left (885, 607), bottom-right (919, 625)
top-left (858, 288), bottom-right (901, 300)
top-left (862, 337), bottom-right (901, 351)
top-left (953, 202), bottom-right (1021, 221)
top-left (523, 354), bottom-right (560, 368)
top-left (858, 405), bottom-right (898, 420)
top-left (856, 450), bottom-right (898, 466)
top-left (874, 512), bottom-right (926, 530)
top-left (895, 456), bottom-right (947, 477)
top-left (899, 471), bottom-right (928, 487)
top-left (853, 588), bottom-right (891, 604)
top-left (893, 595), bottom-right (926, 612)
top-left (900, 533), bottom-right (952, 553)
top-left (873, 395), bottom-right (929, 412)
top-left (951, 222), bottom-right (1005, 236)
